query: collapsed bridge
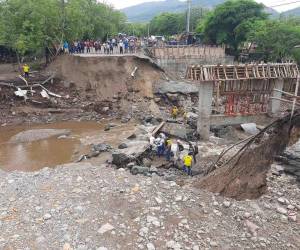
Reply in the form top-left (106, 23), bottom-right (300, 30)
top-left (186, 63), bottom-right (300, 139)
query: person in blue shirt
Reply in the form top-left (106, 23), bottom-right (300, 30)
top-left (63, 41), bottom-right (69, 53)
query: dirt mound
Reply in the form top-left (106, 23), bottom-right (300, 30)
top-left (196, 111), bottom-right (300, 200)
top-left (49, 55), bottom-right (164, 100)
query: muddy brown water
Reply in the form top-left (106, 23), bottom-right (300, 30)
top-left (0, 121), bottom-right (136, 172)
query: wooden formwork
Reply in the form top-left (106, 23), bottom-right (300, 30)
top-left (186, 63), bottom-right (299, 82)
top-left (186, 63), bottom-right (300, 115)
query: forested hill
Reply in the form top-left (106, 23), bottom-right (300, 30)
top-left (283, 7), bottom-right (300, 16)
top-left (122, 0), bottom-right (224, 22)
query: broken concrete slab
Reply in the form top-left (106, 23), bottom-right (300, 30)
top-left (9, 129), bottom-right (71, 143)
top-left (160, 122), bottom-right (194, 140)
top-left (241, 123), bottom-right (259, 135)
top-left (154, 81), bottom-right (199, 94)
top-left (112, 141), bottom-right (149, 166)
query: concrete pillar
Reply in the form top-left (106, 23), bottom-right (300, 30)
top-left (268, 78), bottom-right (284, 116)
top-left (197, 81), bottom-right (214, 140)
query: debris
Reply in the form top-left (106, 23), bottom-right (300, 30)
top-left (118, 143), bottom-right (128, 149)
top-left (146, 215), bottom-right (160, 227)
top-left (131, 66), bottom-right (138, 77)
top-left (288, 212), bottom-right (297, 222)
top-left (43, 213), bottom-right (52, 220)
top-left (40, 89), bottom-right (50, 99)
top-left (155, 81), bottom-right (199, 94)
top-left (151, 121), bottom-right (165, 136)
top-left (14, 88), bottom-right (28, 100)
top-left (159, 122), bottom-right (192, 140)
top-left (142, 158), bottom-right (152, 168)
top-left (277, 197), bottom-right (287, 205)
top-left (244, 220), bottom-right (259, 236)
top-left (112, 141), bottom-right (149, 167)
top-left (147, 243), bottom-right (156, 250)
top-left (276, 207), bottom-right (288, 215)
top-left (166, 240), bottom-right (181, 249)
top-left (131, 184), bottom-right (140, 193)
top-left (223, 201), bottom-right (231, 208)
top-left (63, 243), bottom-right (73, 250)
top-left (97, 223), bottom-right (115, 234)
top-left (241, 123), bottom-right (259, 135)
top-left (197, 111), bottom-right (300, 200)
top-left (131, 166), bottom-right (149, 175)
top-left (92, 143), bottom-right (112, 152)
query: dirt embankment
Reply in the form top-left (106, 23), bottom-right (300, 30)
top-left (0, 54), bottom-right (166, 125)
top-left (49, 55), bottom-right (164, 100)
top-left (196, 112), bottom-right (300, 200)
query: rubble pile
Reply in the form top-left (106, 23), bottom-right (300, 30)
top-left (0, 56), bottom-right (299, 249)
top-left (0, 162), bottom-right (299, 249)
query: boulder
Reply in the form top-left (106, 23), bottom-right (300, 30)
top-left (127, 133), bottom-right (137, 140)
top-left (166, 93), bottom-right (178, 102)
top-left (130, 166), bottom-right (149, 175)
top-left (118, 143), bottom-right (128, 149)
top-left (211, 125), bottom-right (240, 141)
top-left (92, 143), bottom-right (112, 152)
top-left (9, 129), bottom-right (71, 143)
top-left (144, 115), bottom-right (153, 123)
top-left (142, 158), bottom-right (152, 168)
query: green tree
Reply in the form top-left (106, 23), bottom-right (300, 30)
top-left (148, 7), bottom-right (208, 36)
top-left (247, 19), bottom-right (300, 63)
top-left (150, 12), bottom-right (185, 36)
top-left (198, 0), bottom-right (267, 54)
top-left (0, 0), bottom-right (125, 57)
top-left (120, 23), bottom-right (148, 37)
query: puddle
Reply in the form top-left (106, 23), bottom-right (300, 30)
top-left (0, 121), bottom-right (136, 172)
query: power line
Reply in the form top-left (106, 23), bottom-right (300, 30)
top-left (269, 0), bottom-right (300, 8)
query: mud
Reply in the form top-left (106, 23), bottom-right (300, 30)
top-left (49, 54), bottom-right (164, 100)
top-left (0, 120), bottom-right (136, 172)
top-left (196, 112), bottom-right (300, 200)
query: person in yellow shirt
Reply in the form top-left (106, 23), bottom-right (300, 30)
top-left (183, 111), bottom-right (188, 124)
top-left (165, 138), bottom-right (172, 161)
top-left (183, 152), bottom-right (193, 176)
top-left (22, 64), bottom-right (30, 78)
top-left (171, 106), bottom-right (178, 119)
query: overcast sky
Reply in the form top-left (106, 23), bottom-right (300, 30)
top-left (104, 0), bottom-right (300, 12)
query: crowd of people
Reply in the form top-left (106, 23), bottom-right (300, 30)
top-left (63, 37), bottom-right (140, 55)
top-left (149, 132), bottom-right (198, 176)
top-left (147, 105), bottom-right (198, 176)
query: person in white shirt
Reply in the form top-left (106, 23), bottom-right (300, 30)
top-left (119, 40), bottom-right (124, 54)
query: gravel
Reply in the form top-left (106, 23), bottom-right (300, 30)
top-left (0, 161), bottom-right (299, 249)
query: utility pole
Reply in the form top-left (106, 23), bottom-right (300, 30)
top-left (61, 0), bottom-right (66, 42)
top-left (186, 0), bottom-right (191, 33)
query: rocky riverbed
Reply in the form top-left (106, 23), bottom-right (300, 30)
top-left (0, 161), bottom-right (299, 250)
